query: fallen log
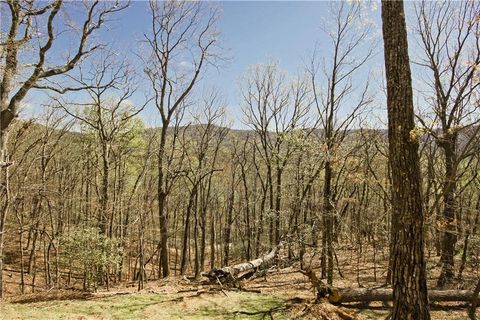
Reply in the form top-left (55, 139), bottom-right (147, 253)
top-left (331, 288), bottom-right (475, 303)
top-left (300, 268), bottom-right (335, 302)
top-left (202, 246), bottom-right (279, 284)
top-left (298, 268), bottom-right (476, 306)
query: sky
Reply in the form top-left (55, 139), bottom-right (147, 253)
top-left (5, 1), bottom-right (388, 129)
top-left (108, 1), bottom-right (361, 128)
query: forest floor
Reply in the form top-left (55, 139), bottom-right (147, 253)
top-left (1, 246), bottom-right (479, 319)
top-left (0, 270), bottom-right (477, 320)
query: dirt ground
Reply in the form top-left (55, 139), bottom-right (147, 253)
top-left (1, 246), bottom-right (479, 319)
top-left (1, 271), bottom-right (478, 320)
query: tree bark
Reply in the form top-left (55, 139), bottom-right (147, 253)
top-left (180, 184), bottom-right (197, 275)
top-left (468, 279), bottom-right (480, 320)
top-left (0, 156), bottom-right (9, 298)
top-left (158, 125), bottom-right (169, 278)
top-left (99, 143), bottom-right (110, 235)
top-left (458, 196), bottom-right (480, 280)
top-left (223, 172), bottom-right (235, 266)
top-left (203, 246), bottom-right (278, 284)
top-left (381, 1), bottom-right (431, 319)
top-left (323, 161), bottom-right (334, 286)
top-left (437, 137), bottom-right (458, 287)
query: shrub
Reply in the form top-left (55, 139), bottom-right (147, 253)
top-left (61, 227), bottom-right (122, 290)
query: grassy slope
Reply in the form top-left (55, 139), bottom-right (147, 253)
top-left (0, 291), bottom-right (287, 320)
top-left (1, 290), bottom-right (477, 320)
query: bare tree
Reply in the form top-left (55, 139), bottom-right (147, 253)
top-left (0, 0), bottom-right (128, 297)
top-left (414, 0), bottom-right (480, 287)
top-left (242, 63), bottom-right (311, 247)
top-left (54, 54), bottom-right (146, 236)
top-left (307, 1), bottom-right (373, 285)
top-left (179, 93), bottom-right (227, 276)
top-left (143, 0), bottom-right (221, 278)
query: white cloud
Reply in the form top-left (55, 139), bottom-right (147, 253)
top-left (178, 60), bottom-right (193, 69)
top-left (18, 102), bottom-right (36, 119)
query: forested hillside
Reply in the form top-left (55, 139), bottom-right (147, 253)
top-left (1, 1), bottom-right (479, 319)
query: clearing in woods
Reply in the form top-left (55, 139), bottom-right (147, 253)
top-left (1, 259), bottom-right (478, 320)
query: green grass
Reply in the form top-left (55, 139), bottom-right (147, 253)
top-left (1, 292), bottom-right (477, 319)
top-left (1, 293), bottom-right (164, 320)
top-left (0, 291), bottom-right (288, 320)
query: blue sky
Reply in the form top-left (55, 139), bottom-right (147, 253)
top-left (4, 1), bottom-right (472, 131)
top-left (113, 1), bottom-right (336, 75)
top-left (109, 1), bottom-right (350, 128)
top-left (11, 1), bottom-right (386, 128)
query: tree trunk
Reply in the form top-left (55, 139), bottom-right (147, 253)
top-left (210, 208), bottom-right (215, 270)
top-left (0, 159), bottom-right (9, 298)
top-left (323, 161), bottom-right (334, 286)
top-left (223, 173), bottom-right (235, 266)
top-left (438, 137), bottom-right (458, 287)
top-left (193, 191), bottom-right (200, 279)
top-left (199, 193), bottom-right (207, 273)
top-left (181, 184), bottom-right (197, 275)
top-left (274, 166), bottom-right (282, 245)
top-left (203, 246), bottom-right (279, 284)
top-left (468, 279), bottom-right (480, 320)
top-left (100, 143), bottom-right (110, 235)
top-left (458, 196), bottom-right (480, 280)
top-left (256, 183), bottom-right (267, 258)
top-left (241, 166), bottom-right (251, 261)
top-left (381, 1), bottom-right (431, 319)
top-left (158, 125), bottom-right (169, 278)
